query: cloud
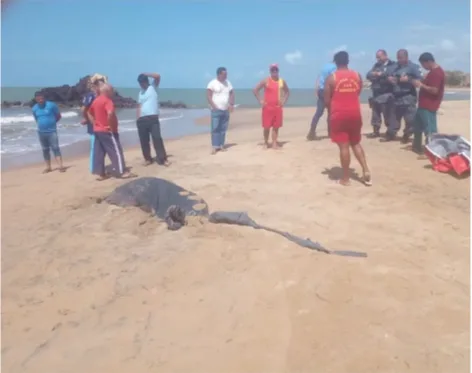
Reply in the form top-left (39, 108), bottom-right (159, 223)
top-left (439, 39), bottom-right (456, 51)
top-left (351, 51), bottom-right (366, 59)
top-left (400, 23), bottom-right (468, 70)
top-left (329, 45), bottom-right (347, 55)
top-left (284, 50), bottom-right (302, 64)
top-left (407, 23), bottom-right (438, 33)
top-left (232, 72), bottom-right (244, 80)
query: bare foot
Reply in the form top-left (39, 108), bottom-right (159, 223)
top-left (272, 143), bottom-right (280, 150)
top-left (338, 179), bottom-right (351, 186)
top-left (211, 148), bottom-right (218, 155)
top-left (262, 142), bottom-right (270, 149)
top-left (220, 146), bottom-right (227, 152)
top-left (163, 160), bottom-right (171, 167)
top-left (143, 160), bottom-right (153, 166)
top-left (42, 168), bottom-right (52, 174)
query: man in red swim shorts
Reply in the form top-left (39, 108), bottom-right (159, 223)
top-left (253, 64), bottom-right (290, 149)
top-left (324, 51), bottom-right (372, 186)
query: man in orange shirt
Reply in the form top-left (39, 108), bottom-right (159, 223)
top-left (253, 64), bottom-right (290, 149)
top-left (88, 83), bottom-right (135, 180)
top-left (324, 51), bottom-right (371, 186)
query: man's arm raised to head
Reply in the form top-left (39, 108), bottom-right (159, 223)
top-left (253, 79), bottom-right (266, 104)
top-left (323, 74), bottom-right (334, 109)
top-left (142, 72), bottom-right (161, 87)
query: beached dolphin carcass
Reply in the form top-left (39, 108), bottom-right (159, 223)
top-left (105, 177), bottom-right (367, 258)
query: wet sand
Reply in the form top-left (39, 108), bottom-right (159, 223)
top-left (2, 101), bottom-right (470, 373)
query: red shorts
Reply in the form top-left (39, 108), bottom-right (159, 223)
top-left (330, 115), bottom-right (362, 144)
top-left (262, 105), bottom-right (283, 129)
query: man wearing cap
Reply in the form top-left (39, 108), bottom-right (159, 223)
top-left (81, 74), bottom-right (107, 173)
top-left (136, 72), bottom-right (170, 166)
top-left (306, 61), bottom-right (337, 140)
top-left (253, 64), bottom-right (290, 149)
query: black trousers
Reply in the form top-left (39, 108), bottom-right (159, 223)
top-left (136, 115), bottom-right (168, 164)
top-left (371, 98), bottom-right (396, 134)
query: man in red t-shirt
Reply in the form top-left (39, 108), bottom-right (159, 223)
top-left (88, 83), bottom-right (135, 180)
top-left (412, 52), bottom-right (445, 153)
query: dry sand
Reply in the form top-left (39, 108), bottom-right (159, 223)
top-left (2, 101), bottom-right (470, 373)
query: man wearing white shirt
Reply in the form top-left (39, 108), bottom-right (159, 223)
top-left (206, 67), bottom-right (234, 154)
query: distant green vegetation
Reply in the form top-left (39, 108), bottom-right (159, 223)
top-left (445, 70), bottom-right (470, 87)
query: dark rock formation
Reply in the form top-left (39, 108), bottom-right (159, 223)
top-left (1, 75), bottom-right (188, 109)
top-left (159, 100), bottom-right (188, 109)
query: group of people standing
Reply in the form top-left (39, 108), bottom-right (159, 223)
top-left (206, 49), bottom-right (445, 186)
top-left (32, 72), bottom-right (170, 179)
top-left (307, 49), bottom-right (445, 156)
top-left (32, 47), bottom-right (445, 186)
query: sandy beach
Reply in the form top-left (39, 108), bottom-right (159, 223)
top-left (2, 101), bottom-right (470, 372)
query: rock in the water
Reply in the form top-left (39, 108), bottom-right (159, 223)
top-left (1, 75), bottom-right (188, 109)
top-left (105, 177), bottom-right (209, 220)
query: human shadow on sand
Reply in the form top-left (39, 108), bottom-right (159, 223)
top-left (223, 143), bottom-right (238, 150)
top-left (257, 141), bottom-right (290, 148)
top-left (321, 166), bottom-right (364, 184)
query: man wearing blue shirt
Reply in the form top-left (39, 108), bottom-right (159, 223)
top-left (32, 92), bottom-right (65, 173)
top-left (307, 62), bottom-right (337, 140)
top-left (137, 72), bottom-right (170, 166)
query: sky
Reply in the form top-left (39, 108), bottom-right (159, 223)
top-left (1, 0), bottom-right (471, 88)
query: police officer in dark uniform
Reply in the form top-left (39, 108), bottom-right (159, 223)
top-left (366, 49), bottom-right (396, 138)
top-left (387, 49), bottom-right (423, 143)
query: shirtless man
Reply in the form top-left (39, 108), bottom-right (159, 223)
top-left (253, 64), bottom-right (290, 149)
top-left (324, 51), bottom-right (371, 186)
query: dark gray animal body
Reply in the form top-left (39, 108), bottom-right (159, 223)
top-left (208, 211), bottom-right (367, 258)
top-left (106, 178), bottom-right (367, 258)
top-left (105, 177), bottom-right (209, 230)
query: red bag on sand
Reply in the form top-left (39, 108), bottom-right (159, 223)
top-left (448, 154), bottom-right (470, 175)
top-left (425, 149), bottom-right (470, 175)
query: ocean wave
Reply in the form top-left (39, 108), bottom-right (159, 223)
top-left (1, 111), bottom-right (186, 156)
top-left (1, 111), bottom-right (78, 125)
top-left (161, 113), bottom-right (184, 122)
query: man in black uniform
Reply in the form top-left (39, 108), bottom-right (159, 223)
top-left (387, 49), bottom-right (423, 143)
top-left (366, 49), bottom-right (396, 138)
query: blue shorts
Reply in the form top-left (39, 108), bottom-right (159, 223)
top-left (38, 131), bottom-right (61, 161)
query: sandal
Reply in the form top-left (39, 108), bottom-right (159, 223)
top-left (362, 173), bottom-right (372, 187)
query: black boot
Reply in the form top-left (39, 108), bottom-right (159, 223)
top-left (367, 127), bottom-right (380, 138)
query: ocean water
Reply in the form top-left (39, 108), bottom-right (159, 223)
top-left (1, 87), bottom-right (469, 161)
